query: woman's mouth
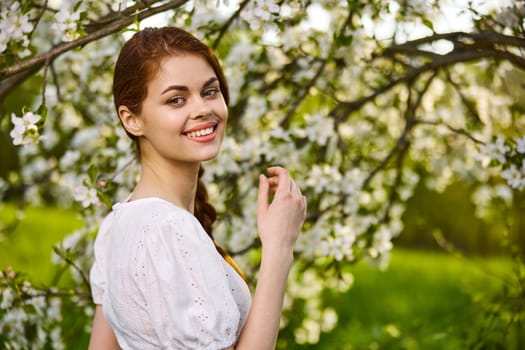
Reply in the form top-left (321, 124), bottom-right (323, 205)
top-left (183, 124), bottom-right (219, 143)
top-left (185, 126), bottom-right (215, 138)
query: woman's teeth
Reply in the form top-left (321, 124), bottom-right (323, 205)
top-left (186, 127), bottom-right (214, 138)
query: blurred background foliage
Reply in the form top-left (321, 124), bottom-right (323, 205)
top-left (1, 0), bottom-right (525, 349)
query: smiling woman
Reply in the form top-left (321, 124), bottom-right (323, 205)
top-left (119, 53), bottom-right (228, 167)
top-left (88, 27), bottom-right (307, 350)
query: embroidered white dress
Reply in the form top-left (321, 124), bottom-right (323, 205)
top-left (90, 198), bottom-right (251, 350)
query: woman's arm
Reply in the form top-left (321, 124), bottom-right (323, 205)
top-left (234, 166), bottom-right (306, 350)
top-left (88, 305), bottom-right (121, 350)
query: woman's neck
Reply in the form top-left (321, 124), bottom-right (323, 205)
top-left (130, 156), bottom-right (200, 213)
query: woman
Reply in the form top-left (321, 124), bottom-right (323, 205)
top-left (88, 27), bottom-right (306, 349)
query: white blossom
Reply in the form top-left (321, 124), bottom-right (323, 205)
top-left (269, 126), bottom-right (291, 141)
top-left (51, 327), bottom-right (64, 350)
top-left (1, 288), bottom-right (14, 309)
top-left (406, 0), bottom-right (432, 15)
top-left (294, 217), bottom-right (326, 258)
top-left (21, 157), bottom-right (49, 182)
top-left (48, 298), bottom-right (62, 322)
top-left (281, 26), bottom-right (306, 52)
top-left (501, 165), bottom-right (525, 189)
top-left (240, 0), bottom-right (280, 30)
top-left (60, 150), bottom-right (81, 169)
top-left (369, 226), bottom-right (393, 258)
top-left (0, 4), bottom-right (33, 45)
top-left (515, 135), bottom-right (525, 154)
top-left (10, 112), bottom-right (42, 146)
top-left (493, 4), bottom-right (525, 28)
top-left (476, 137), bottom-right (510, 166)
top-left (72, 127), bottom-right (104, 152)
top-left (27, 296), bottom-right (46, 316)
top-left (305, 165), bottom-right (343, 194)
top-left (320, 223), bottom-right (356, 261)
top-left (10, 13), bottom-right (33, 40)
top-left (304, 113), bottom-right (334, 146)
top-left (0, 30), bottom-right (9, 52)
top-left (243, 95), bottom-right (268, 126)
top-left (73, 185), bottom-right (100, 208)
top-left (226, 41), bottom-right (258, 67)
top-left (51, 8), bottom-right (82, 42)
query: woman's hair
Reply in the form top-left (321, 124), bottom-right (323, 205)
top-left (113, 26), bottom-right (229, 118)
top-left (113, 27), bottom-right (229, 240)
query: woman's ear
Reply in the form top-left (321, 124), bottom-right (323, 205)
top-left (118, 106), bottom-right (144, 136)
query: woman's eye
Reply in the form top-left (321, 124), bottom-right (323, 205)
top-left (168, 96), bottom-right (185, 105)
top-left (203, 88), bottom-right (219, 97)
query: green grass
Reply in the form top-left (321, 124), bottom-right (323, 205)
top-left (0, 204), bottom-right (83, 285)
top-left (288, 249), bottom-right (519, 350)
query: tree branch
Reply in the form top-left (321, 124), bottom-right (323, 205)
top-left (331, 43), bottom-right (525, 123)
top-left (211, 0), bottom-right (250, 49)
top-left (417, 119), bottom-right (485, 144)
top-left (280, 7), bottom-right (354, 128)
top-left (388, 31), bottom-right (525, 52)
top-left (0, 0), bottom-right (188, 101)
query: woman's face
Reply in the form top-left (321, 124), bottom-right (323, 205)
top-left (133, 53), bottom-right (228, 165)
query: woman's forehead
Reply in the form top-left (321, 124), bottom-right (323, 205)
top-left (156, 54), bottom-right (214, 81)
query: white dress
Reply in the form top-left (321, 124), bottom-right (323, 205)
top-left (90, 198), bottom-right (252, 350)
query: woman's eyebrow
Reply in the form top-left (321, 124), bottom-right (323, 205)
top-left (161, 77), bottom-right (218, 95)
top-left (202, 77), bottom-right (218, 88)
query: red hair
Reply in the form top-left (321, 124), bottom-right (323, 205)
top-left (113, 26), bottom-right (229, 118)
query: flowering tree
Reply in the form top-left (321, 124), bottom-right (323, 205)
top-left (0, 0), bottom-right (524, 348)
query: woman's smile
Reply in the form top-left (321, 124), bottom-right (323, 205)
top-left (183, 121), bottom-right (219, 142)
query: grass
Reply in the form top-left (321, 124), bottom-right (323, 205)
top-left (288, 249), bottom-right (518, 350)
top-left (0, 205), bottom-right (520, 349)
top-left (0, 204), bottom-right (83, 285)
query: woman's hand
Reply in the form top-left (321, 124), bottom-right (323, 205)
top-left (257, 166), bottom-right (307, 253)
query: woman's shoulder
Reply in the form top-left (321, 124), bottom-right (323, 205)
top-left (112, 197), bottom-right (190, 221)
top-left (107, 197), bottom-right (203, 238)
top-left (114, 196), bottom-right (187, 211)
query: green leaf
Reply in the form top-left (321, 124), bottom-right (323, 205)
top-left (87, 165), bottom-right (97, 183)
top-left (53, 245), bottom-right (63, 257)
top-left (422, 18), bottom-right (434, 31)
top-left (36, 104), bottom-right (47, 126)
top-left (98, 191), bottom-right (112, 209)
top-left (132, 10), bottom-right (141, 32)
top-left (73, 1), bottom-right (83, 12)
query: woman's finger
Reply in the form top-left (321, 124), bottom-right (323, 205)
top-left (266, 167), bottom-right (291, 196)
top-left (290, 180), bottom-right (302, 197)
top-left (257, 174), bottom-right (269, 216)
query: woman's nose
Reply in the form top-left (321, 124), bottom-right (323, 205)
top-left (189, 96), bottom-right (212, 119)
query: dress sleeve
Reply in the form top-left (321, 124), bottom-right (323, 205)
top-left (143, 211), bottom-right (243, 350)
top-left (89, 212), bottom-right (115, 305)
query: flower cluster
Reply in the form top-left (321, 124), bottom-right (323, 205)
top-left (320, 223), bottom-right (357, 261)
top-left (493, 3), bottom-right (525, 30)
top-left (477, 136), bottom-right (525, 190)
top-left (51, 7), bottom-right (83, 42)
top-left (0, 2), bottom-right (33, 57)
top-left (240, 0), bottom-right (280, 30)
top-left (73, 184), bottom-right (100, 208)
top-left (0, 267), bottom-right (65, 349)
top-left (10, 111), bottom-right (42, 146)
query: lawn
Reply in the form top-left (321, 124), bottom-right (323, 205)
top-left (0, 204), bottom-right (83, 285)
top-left (286, 249), bottom-right (519, 349)
top-left (0, 204), bottom-right (520, 349)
